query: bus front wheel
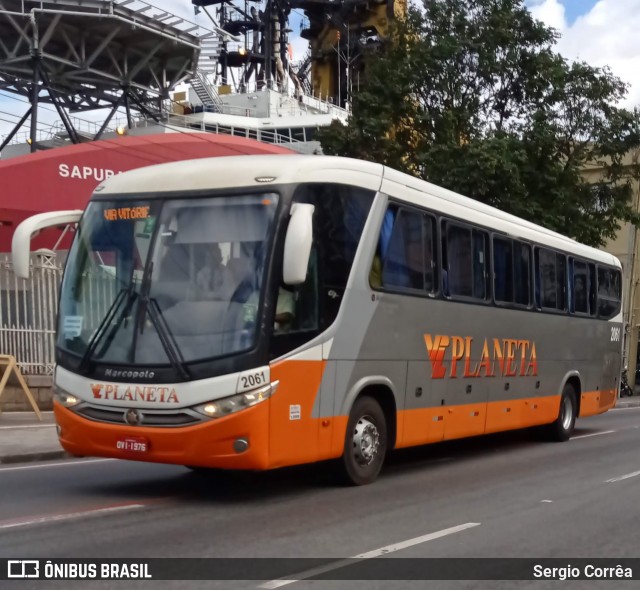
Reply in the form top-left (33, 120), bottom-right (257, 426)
top-left (546, 384), bottom-right (577, 442)
top-left (340, 396), bottom-right (387, 485)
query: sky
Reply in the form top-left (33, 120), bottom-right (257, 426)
top-left (1, 0), bottom-right (640, 140)
top-left (527, 0), bottom-right (640, 105)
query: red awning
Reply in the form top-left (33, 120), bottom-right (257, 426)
top-left (0, 133), bottom-right (292, 251)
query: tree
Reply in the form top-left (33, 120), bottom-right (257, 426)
top-left (317, 0), bottom-right (640, 247)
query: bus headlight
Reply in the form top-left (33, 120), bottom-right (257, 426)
top-left (53, 385), bottom-right (81, 407)
top-left (194, 381), bottom-right (279, 418)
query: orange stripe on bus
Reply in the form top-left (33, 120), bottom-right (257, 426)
top-left (396, 393), bottom-right (581, 448)
top-left (394, 390), bottom-right (612, 448)
top-left (580, 389), bottom-right (616, 417)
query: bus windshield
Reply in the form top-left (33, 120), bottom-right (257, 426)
top-left (57, 193), bottom-right (279, 368)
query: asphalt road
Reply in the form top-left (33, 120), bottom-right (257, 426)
top-left (1, 408), bottom-right (639, 589)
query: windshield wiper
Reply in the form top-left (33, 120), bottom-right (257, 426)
top-left (131, 261), bottom-right (190, 380)
top-left (78, 286), bottom-right (137, 374)
top-left (147, 298), bottom-right (190, 380)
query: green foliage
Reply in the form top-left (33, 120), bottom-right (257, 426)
top-left (317, 0), bottom-right (640, 247)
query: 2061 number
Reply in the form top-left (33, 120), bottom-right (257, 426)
top-left (241, 372), bottom-right (266, 389)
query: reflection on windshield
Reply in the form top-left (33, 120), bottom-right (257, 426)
top-left (57, 194), bottom-right (279, 367)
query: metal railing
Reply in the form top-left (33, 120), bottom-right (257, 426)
top-left (8, 0), bottom-right (217, 45)
top-left (2, 114), bottom-right (133, 147)
top-left (0, 252), bottom-right (62, 375)
top-left (162, 114), bottom-right (319, 154)
top-left (0, 250), bottom-right (122, 375)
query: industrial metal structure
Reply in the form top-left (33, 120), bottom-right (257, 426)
top-left (193, 0), bottom-right (403, 107)
top-left (0, 0), bottom-right (216, 152)
top-left (1, 0), bottom-right (405, 154)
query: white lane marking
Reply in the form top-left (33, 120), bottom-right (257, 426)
top-left (0, 458), bottom-right (114, 473)
top-left (610, 407), bottom-right (640, 411)
top-left (0, 424), bottom-right (56, 430)
top-left (352, 523), bottom-right (480, 558)
top-left (259, 522), bottom-right (481, 589)
top-left (571, 430), bottom-right (616, 440)
top-left (0, 503), bottom-right (145, 530)
top-left (605, 470), bottom-right (640, 483)
top-left (541, 500), bottom-right (553, 503)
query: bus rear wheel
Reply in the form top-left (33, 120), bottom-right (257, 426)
top-left (545, 383), bottom-right (577, 442)
top-left (340, 396), bottom-right (387, 485)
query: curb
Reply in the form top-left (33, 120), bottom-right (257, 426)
top-left (616, 402), bottom-right (640, 408)
top-left (0, 450), bottom-right (70, 465)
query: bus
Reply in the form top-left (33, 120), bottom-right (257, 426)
top-left (12, 155), bottom-right (623, 485)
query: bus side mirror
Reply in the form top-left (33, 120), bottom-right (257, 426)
top-left (12, 210), bottom-right (83, 279)
top-left (282, 203), bottom-right (314, 285)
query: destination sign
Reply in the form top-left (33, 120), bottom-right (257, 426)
top-left (103, 206), bottom-right (150, 221)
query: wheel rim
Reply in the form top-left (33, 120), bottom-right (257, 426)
top-left (561, 395), bottom-right (573, 430)
top-left (352, 415), bottom-right (380, 467)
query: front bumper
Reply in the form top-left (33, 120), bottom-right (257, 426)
top-left (54, 399), bottom-right (270, 470)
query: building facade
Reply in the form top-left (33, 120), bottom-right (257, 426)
top-left (585, 150), bottom-right (640, 386)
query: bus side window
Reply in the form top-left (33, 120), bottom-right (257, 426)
top-left (370, 208), bottom-right (396, 289)
top-left (373, 205), bottom-right (437, 295)
top-left (571, 260), bottom-right (588, 314)
top-left (424, 216), bottom-right (436, 293)
top-left (443, 222), bottom-right (488, 300)
top-left (404, 214), bottom-right (426, 290)
top-left (493, 237), bottom-right (513, 303)
top-left (588, 263), bottom-right (597, 316)
top-left (289, 248), bottom-right (319, 332)
top-left (444, 223), bottom-right (472, 297)
top-left (381, 208), bottom-right (415, 289)
top-left (539, 249), bottom-right (555, 308)
top-left (557, 253), bottom-right (567, 310)
top-left (472, 230), bottom-right (489, 300)
top-left (271, 182), bottom-right (375, 361)
top-left (513, 241), bottom-right (531, 306)
top-left (536, 248), bottom-right (566, 311)
top-left (597, 266), bottom-right (621, 319)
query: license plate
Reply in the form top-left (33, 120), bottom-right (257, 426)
top-left (116, 437), bottom-right (149, 453)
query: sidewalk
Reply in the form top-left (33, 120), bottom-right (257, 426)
top-left (1, 397), bottom-right (640, 465)
top-left (0, 411), bottom-right (68, 464)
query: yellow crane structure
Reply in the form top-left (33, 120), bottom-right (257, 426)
top-left (296, 0), bottom-right (406, 105)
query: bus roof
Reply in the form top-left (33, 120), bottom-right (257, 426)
top-left (95, 154), bottom-right (620, 267)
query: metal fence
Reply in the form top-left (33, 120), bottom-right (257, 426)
top-left (0, 252), bottom-right (62, 375)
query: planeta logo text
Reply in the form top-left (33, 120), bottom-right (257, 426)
top-left (90, 383), bottom-right (179, 403)
top-left (424, 334), bottom-right (538, 379)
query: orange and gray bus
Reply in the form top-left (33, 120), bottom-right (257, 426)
top-left (12, 155), bottom-right (623, 484)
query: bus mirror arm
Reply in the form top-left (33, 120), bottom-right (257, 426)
top-left (12, 210), bottom-right (83, 279)
top-left (282, 203), bottom-right (315, 285)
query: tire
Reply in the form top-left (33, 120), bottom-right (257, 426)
top-left (545, 383), bottom-right (577, 442)
top-left (340, 396), bottom-right (388, 485)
